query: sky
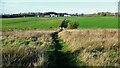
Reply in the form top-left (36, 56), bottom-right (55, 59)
top-left (0, 0), bottom-right (120, 14)
top-left (1, 0), bottom-right (119, 2)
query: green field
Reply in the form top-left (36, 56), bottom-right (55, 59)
top-left (1, 16), bottom-right (118, 29)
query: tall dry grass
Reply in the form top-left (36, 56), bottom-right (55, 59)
top-left (2, 30), bottom-right (53, 67)
top-left (2, 29), bottom-right (120, 66)
top-left (59, 29), bottom-right (119, 66)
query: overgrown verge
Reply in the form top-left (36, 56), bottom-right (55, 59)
top-left (2, 30), bottom-right (52, 68)
top-left (59, 29), bottom-right (119, 66)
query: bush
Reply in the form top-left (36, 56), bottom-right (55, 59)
top-left (67, 22), bottom-right (79, 29)
top-left (59, 19), bottom-right (70, 28)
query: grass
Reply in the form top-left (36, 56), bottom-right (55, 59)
top-left (1, 17), bottom-right (63, 29)
top-left (67, 17), bottom-right (118, 28)
top-left (1, 16), bottom-right (119, 66)
top-left (59, 29), bottom-right (119, 66)
top-left (1, 16), bottom-right (118, 29)
top-left (2, 30), bottom-right (53, 67)
top-left (2, 29), bottom-right (87, 67)
top-left (2, 29), bottom-right (119, 66)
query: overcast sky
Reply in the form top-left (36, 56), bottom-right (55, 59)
top-left (1, 0), bottom-right (119, 14)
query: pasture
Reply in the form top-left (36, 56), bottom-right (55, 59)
top-left (1, 16), bottom-right (118, 29)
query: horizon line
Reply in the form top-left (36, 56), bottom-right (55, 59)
top-left (1, 11), bottom-right (118, 15)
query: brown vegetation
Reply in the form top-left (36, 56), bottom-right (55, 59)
top-left (2, 29), bottom-right (120, 66)
top-left (2, 30), bottom-right (54, 67)
top-left (59, 29), bottom-right (119, 66)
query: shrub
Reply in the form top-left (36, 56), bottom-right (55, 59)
top-left (59, 19), bottom-right (70, 28)
top-left (67, 22), bottom-right (79, 29)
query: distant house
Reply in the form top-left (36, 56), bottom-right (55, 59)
top-left (44, 12), bottom-right (59, 17)
top-left (43, 12), bottom-right (71, 17)
top-left (64, 14), bottom-right (71, 17)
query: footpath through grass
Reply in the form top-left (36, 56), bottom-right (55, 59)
top-left (1, 16), bottom-right (118, 29)
top-left (46, 29), bottom-right (85, 67)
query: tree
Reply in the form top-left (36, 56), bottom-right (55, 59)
top-left (81, 13), bottom-right (84, 16)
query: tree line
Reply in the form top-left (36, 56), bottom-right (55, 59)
top-left (1, 12), bottom-right (118, 18)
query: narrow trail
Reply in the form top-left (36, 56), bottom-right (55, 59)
top-left (46, 29), bottom-right (79, 68)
